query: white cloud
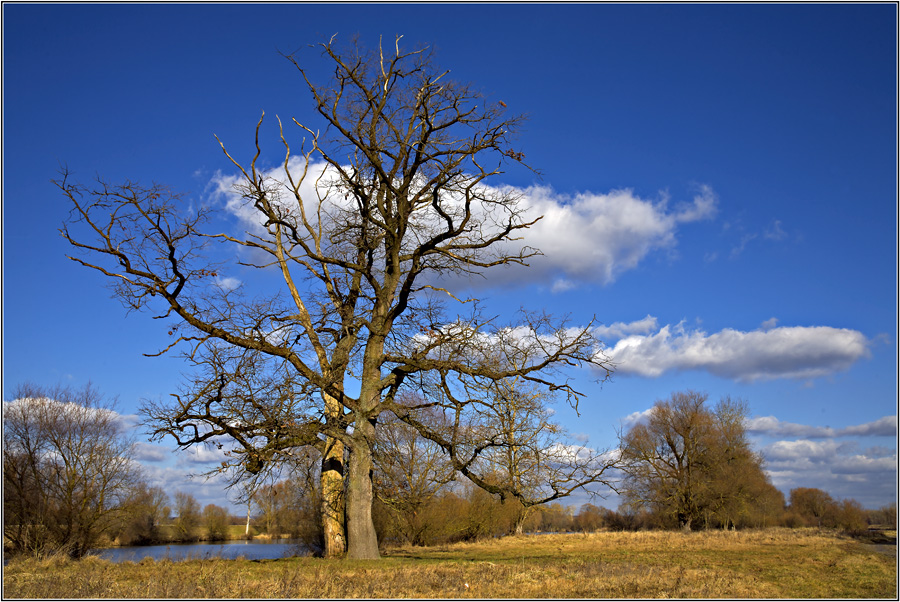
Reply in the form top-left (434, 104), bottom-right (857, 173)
top-left (132, 441), bottom-right (170, 463)
top-left (748, 415), bottom-right (897, 438)
top-left (215, 276), bottom-right (242, 292)
top-left (764, 219), bottom-right (787, 241)
top-left (546, 442), bottom-right (595, 464)
top-left (183, 445), bottom-right (229, 465)
top-left (140, 463), bottom-right (240, 512)
top-left (516, 184), bottom-right (717, 289)
top-left (760, 317), bottom-right (778, 331)
top-left (731, 232), bottom-right (758, 258)
top-left (545, 443), bottom-right (621, 471)
top-left (5, 397), bottom-right (139, 435)
top-left (761, 438), bottom-right (897, 507)
top-left (765, 439), bottom-right (848, 462)
top-left (745, 414), bottom-right (897, 507)
top-left (620, 407), bottom-right (654, 429)
top-left (208, 164), bottom-right (718, 291)
top-left (598, 319), bottom-right (870, 382)
top-left (594, 315), bottom-right (659, 341)
top-left (721, 219), bottom-right (788, 260)
top-left (551, 278), bottom-right (577, 293)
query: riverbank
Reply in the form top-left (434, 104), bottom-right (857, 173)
top-left (92, 538), bottom-right (309, 564)
top-left (4, 528), bottom-right (895, 598)
top-left (102, 524), bottom-right (292, 547)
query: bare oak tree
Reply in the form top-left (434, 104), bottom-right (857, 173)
top-left (58, 35), bottom-right (614, 559)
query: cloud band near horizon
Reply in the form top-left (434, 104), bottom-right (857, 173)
top-left (596, 316), bottom-right (870, 382)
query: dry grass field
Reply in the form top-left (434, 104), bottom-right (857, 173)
top-left (3, 528), bottom-right (896, 599)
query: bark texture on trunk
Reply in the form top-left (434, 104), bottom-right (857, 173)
top-left (321, 436), bottom-right (346, 557)
top-left (345, 426), bottom-right (380, 559)
top-left (511, 502), bottom-right (532, 535)
top-left (513, 513), bottom-right (527, 535)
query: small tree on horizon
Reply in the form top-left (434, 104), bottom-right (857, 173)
top-left (202, 503), bottom-right (230, 541)
top-left (119, 482), bottom-right (170, 545)
top-left (172, 492), bottom-right (201, 541)
top-left (618, 391), bottom-right (774, 531)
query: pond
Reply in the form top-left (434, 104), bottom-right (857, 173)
top-left (91, 538), bottom-right (311, 563)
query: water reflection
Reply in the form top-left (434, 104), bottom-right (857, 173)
top-left (92, 538), bottom-right (310, 563)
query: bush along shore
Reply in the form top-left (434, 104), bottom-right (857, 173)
top-left (103, 525), bottom-right (295, 548)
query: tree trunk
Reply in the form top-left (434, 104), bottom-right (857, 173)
top-left (346, 425), bottom-right (380, 559)
top-left (512, 503), bottom-right (531, 535)
top-left (319, 387), bottom-right (347, 558)
top-left (514, 516), bottom-right (526, 535)
top-left (321, 435), bottom-right (346, 558)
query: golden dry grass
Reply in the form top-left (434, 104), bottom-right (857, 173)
top-left (3, 528), bottom-right (895, 599)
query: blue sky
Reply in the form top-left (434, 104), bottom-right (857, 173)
top-left (3, 3), bottom-right (897, 512)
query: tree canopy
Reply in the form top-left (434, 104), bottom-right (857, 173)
top-left (618, 390), bottom-right (782, 530)
top-left (3, 383), bottom-right (140, 558)
top-left (58, 35), bottom-right (615, 558)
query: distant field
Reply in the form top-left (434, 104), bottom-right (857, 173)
top-left (4, 528), bottom-right (896, 599)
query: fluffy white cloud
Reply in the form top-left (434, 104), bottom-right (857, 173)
top-left (598, 318), bottom-right (870, 382)
top-left (748, 415), bottom-right (897, 438)
top-left (506, 184), bottom-right (717, 289)
top-left (745, 414), bottom-right (897, 507)
top-left (208, 157), bottom-right (342, 232)
top-left (840, 416), bottom-right (898, 437)
top-left (594, 315), bottom-right (660, 341)
top-left (208, 164), bottom-right (718, 290)
top-left (759, 317), bottom-right (779, 331)
top-left (620, 407), bottom-right (654, 429)
top-left (215, 276), bottom-right (242, 292)
top-left (764, 439), bottom-right (850, 462)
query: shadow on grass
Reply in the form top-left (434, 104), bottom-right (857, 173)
top-left (853, 529), bottom-right (896, 546)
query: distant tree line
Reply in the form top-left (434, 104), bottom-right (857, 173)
top-left (4, 383), bottom-right (895, 559)
top-left (250, 456), bottom-right (894, 549)
top-left (245, 389), bottom-right (895, 548)
top-left (614, 391), bottom-right (895, 534)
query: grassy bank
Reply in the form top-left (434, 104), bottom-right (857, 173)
top-left (4, 529), bottom-right (895, 598)
top-left (151, 523), bottom-right (259, 543)
top-left (107, 523), bottom-right (276, 546)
